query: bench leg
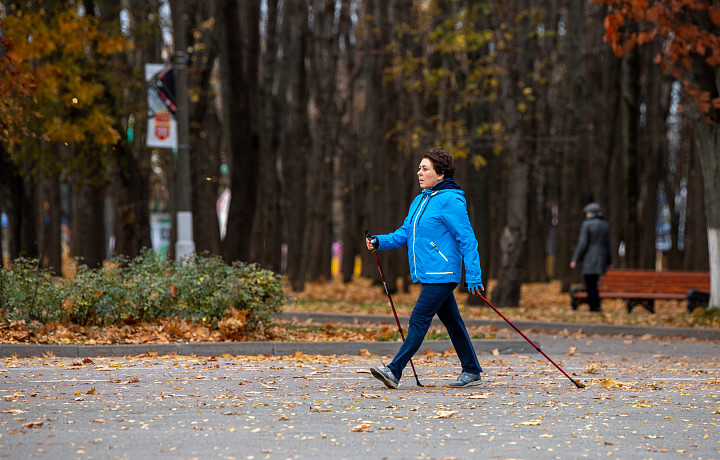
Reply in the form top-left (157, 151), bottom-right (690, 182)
top-left (644, 300), bottom-right (655, 314)
top-left (627, 299), bottom-right (655, 314)
top-left (687, 289), bottom-right (710, 313)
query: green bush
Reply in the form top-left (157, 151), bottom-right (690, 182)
top-left (120, 250), bottom-right (177, 323)
top-left (0, 258), bottom-right (65, 324)
top-left (172, 254), bottom-right (285, 328)
top-left (0, 250), bottom-right (286, 334)
top-left (64, 261), bottom-right (129, 326)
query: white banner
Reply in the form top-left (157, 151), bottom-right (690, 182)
top-left (146, 63), bottom-right (178, 149)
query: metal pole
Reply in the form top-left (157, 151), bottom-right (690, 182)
top-left (171, 0), bottom-right (194, 261)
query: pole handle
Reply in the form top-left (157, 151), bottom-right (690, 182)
top-left (365, 230), bottom-right (377, 252)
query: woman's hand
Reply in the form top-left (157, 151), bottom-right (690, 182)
top-left (468, 284), bottom-right (484, 296)
top-left (366, 236), bottom-right (378, 251)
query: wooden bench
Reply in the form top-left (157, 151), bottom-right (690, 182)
top-left (570, 269), bottom-right (711, 313)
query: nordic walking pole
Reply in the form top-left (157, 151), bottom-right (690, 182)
top-left (473, 292), bottom-right (585, 389)
top-left (366, 231), bottom-right (423, 387)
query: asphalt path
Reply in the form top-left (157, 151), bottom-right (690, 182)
top-left (1, 332), bottom-right (719, 460)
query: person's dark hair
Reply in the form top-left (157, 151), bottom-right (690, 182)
top-left (423, 147), bottom-right (455, 178)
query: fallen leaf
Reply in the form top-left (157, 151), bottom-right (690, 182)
top-left (361, 392), bottom-right (381, 399)
top-left (4, 409), bottom-right (27, 414)
top-left (430, 410), bottom-right (457, 419)
top-left (350, 423), bottom-right (372, 432)
top-left (600, 378), bottom-right (623, 389)
top-left (23, 421), bottom-right (43, 428)
top-left (519, 420), bottom-right (541, 426)
top-left (567, 346), bottom-right (577, 356)
top-left (310, 406), bottom-right (333, 412)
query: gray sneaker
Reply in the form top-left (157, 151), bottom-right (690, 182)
top-left (370, 363), bottom-right (399, 389)
top-left (448, 371), bottom-right (482, 388)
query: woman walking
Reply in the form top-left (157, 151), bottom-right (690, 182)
top-left (366, 148), bottom-right (484, 389)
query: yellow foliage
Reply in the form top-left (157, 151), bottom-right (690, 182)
top-left (0, 3), bottom-right (127, 160)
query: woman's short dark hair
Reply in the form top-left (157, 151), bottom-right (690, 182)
top-left (424, 147), bottom-right (455, 178)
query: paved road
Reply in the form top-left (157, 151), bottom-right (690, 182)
top-left (1, 332), bottom-right (719, 460)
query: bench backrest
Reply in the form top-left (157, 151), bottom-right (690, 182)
top-left (599, 270), bottom-right (710, 295)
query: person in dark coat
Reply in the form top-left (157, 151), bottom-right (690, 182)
top-left (570, 202), bottom-right (612, 312)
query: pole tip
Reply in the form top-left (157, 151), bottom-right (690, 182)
top-left (574, 380), bottom-right (586, 389)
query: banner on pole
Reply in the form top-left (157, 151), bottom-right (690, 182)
top-left (146, 63), bottom-right (178, 149)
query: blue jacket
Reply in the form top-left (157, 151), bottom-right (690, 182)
top-left (374, 178), bottom-right (483, 287)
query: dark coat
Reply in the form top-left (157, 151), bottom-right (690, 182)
top-left (571, 216), bottom-right (612, 275)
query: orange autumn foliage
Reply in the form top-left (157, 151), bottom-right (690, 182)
top-left (593, 0), bottom-right (720, 114)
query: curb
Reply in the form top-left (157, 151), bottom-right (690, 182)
top-left (0, 339), bottom-right (534, 358)
top-left (282, 312), bottom-right (720, 341)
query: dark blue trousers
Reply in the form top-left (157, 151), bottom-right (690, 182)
top-left (387, 282), bottom-right (482, 381)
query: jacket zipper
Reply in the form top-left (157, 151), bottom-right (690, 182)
top-left (411, 195), bottom-right (429, 279)
top-left (429, 241), bottom-right (449, 261)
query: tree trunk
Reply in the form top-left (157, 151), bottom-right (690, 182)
top-left (187, 0), bottom-right (222, 255)
top-left (254, 0), bottom-right (284, 273)
top-left (489, 0), bottom-right (533, 307)
top-left (190, 107), bottom-right (223, 255)
top-left (302, 0), bottom-right (339, 281)
top-left (38, 173), bottom-right (62, 274)
top-left (281, 0), bottom-right (312, 290)
top-left (5, 173), bottom-right (38, 261)
top-left (492, 147), bottom-right (529, 307)
top-left (220, 0), bottom-right (261, 264)
top-left (71, 185), bottom-right (105, 268)
top-left (0, 146), bottom-right (38, 264)
top-left (112, 143), bottom-right (152, 257)
top-left (103, 0), bottom-right (155, 259)
top-left (691, 116), bottom-right (720, 309)
top-left (336, 1), bottom-right (363, 283)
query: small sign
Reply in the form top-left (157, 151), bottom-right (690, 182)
top-left (154, 111), bottom-right (171, 140)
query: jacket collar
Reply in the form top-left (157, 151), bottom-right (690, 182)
top-left (423, 177), bottom-right (461, 195)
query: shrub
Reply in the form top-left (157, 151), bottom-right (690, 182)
top-left (63, 261), bottom-right (128, 326)
top-left (173, 253), bottom-right (285, 330)
top-left (0, 258), bottom-right (65, 324)
top-left (0, 250), bottom-right (286, 337)
top-left (120, 250), bottom-right (177, 323)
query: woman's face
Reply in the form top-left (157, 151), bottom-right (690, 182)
top-left (417, 158), bottom-right (444, 190)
